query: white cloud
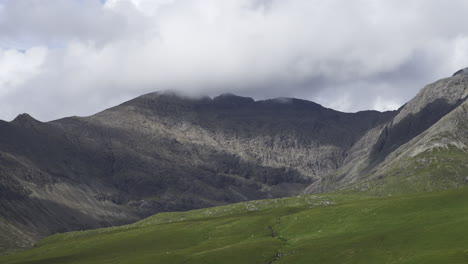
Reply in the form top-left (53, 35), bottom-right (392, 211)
top-left (105, 0), bottom-right (174, 16)
top-left (0, 47), bottom-right (47, 95)
top-left (1, 0), bottom-right (468, 120)
top-left (373, 96), bottom-right (401, 112)
top-left (449, 36), bottom-right (468, 71)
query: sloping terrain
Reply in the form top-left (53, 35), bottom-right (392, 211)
top-left (306, 72), bottom-right (468, 194)
top-left (1, 69), bottom-right (467, 253)
top-left (0, 217), bottom-right (36, 255)
top-left (342, 98), bottom-right (468, 195)
top-left (0, 92), bottom-right (394, 252)
top-left (2, 187), bottom-right (468, 264)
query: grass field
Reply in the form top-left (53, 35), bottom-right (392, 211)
top-left (2, 187), bottom-right (468, 264)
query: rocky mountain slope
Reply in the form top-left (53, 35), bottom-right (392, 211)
top-left (0, 91), bottom-right (394, 251)
top-left (340, 78), bottom-right (468, 195)
top-left (1, 70), bottom-right (467, 252)
top-left (306, 71), bottom-right (468, 194)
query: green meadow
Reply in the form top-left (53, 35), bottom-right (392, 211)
top-left (2, 187), bottom-right (468, 264)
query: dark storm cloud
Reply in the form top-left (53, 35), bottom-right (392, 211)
top-left (1, 0), bottom-right (468, 120)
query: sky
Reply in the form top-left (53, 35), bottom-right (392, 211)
top-left (1, 0), bottom-right (468, 121)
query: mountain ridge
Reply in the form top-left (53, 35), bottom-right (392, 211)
top-left (1, 70), bottom-right (467, 253)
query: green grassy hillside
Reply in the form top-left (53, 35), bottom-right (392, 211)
top-left (2, 187), bottom-right (468, 264)
top-left (345, 147), bottom-right (468, 195)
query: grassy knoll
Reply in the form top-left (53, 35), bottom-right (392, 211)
top-left (2, 188), bottom-right (468, 263)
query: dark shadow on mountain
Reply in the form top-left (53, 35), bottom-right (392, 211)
top-left (366, 98), bottom-right (464, 171)
top-left (0, 92), bottom-right (399, 252)
top-left (0, 196), bottom-right (132, 238)
top-left (0, 113), bottom-right (314, 236)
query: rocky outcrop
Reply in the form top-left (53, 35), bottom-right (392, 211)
top-left (305, 70), bottom-right (468, 194)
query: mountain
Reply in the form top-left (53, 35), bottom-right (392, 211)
top-left (0, 91), bottom-right (394, 252)
top-left (0, 70), bottom-right (467, 253)
top-left (306, 70), bottom-right (468, 194)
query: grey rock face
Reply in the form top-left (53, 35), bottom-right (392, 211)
top-left (370, 73), bottom-right (468, 160)
top-left (304, 70), bottom-right (468, 194)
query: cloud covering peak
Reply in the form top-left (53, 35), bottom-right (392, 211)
top-left (1, 0), bottom-right (468, 120)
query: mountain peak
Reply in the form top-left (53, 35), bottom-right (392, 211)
top-left (11, 113), bottom-right (39, 124)
top-left (10, 113), bottom-right (41, 130)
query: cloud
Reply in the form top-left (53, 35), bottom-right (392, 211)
top-left (1, 0), bottom-right (468, 121)
top-left (0, 47), bottom-right (47, 118)
top-left (0, 47), bottom-right (46, 93)
top-left (373, 96), bottom-right (402, 112)
top-left (0, 0), bottom-right (124, 46)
